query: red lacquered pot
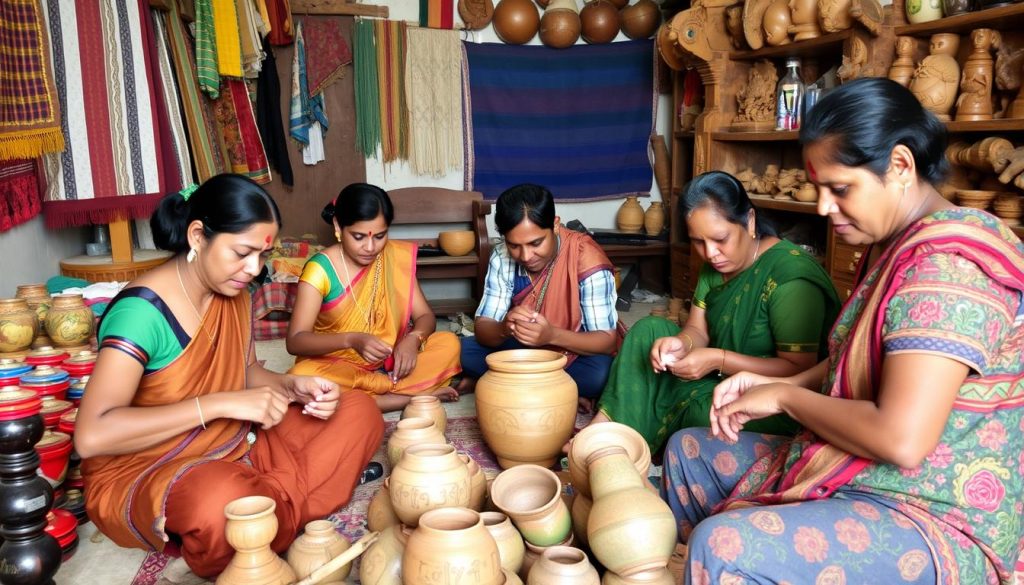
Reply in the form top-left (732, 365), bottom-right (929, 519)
top-left (57, 408), bottom-right (77, 435)
top-left (60, 350), bottom-right (96, 378)
top-left (44, 509), bottom-right (79, 561)
top-left (25, 346), bottom-right (69, 367)
top-left (21, 366), bottom-right (71, 401)
top-left (40, 399), bottom-right (72, 430)
top-left (0, 387), bottom-right (42, 421)
top-left (36, 430), bottom-right (73, 487)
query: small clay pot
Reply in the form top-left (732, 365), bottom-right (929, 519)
top-left (219, 496), bottom-right (296, 585)
top-left (403, 507), bottom-right (503, 585)
top-left (615, 197), bottom-right (645, 233)
top-left (401, 395), bottom-right (447, 436)
top-left (368, 478), bottom-right (401, 533)
top-left (580, 0), bottom-right (620, 44)
top-left (359, 524), bottom-right (408, 585)
top-left (520, 533), bottom-right (574, 582)
top-left (528, 546), bottom-right (600, 585)
top-left (491, 464), bottom-right (572, 547)
top-left (439, 230), bottom-right (476, 256)
top-left (482, 511), bottom-right (526, 575)
top-left (494, 0), bottom-right (541, 44)
top-left (460, 453), bottom-right (488, 511)
top-left (387, 416), bottom-right (446, 467)
top-left (390, 443), bottom-right (471, 527)
top-left (568, 422), bottom-right (651, 499)
top-left (619, 0), bottom-right (661, 39)
top-left (45, 295), bottom-right (94, 348)
top-left (643, 202), bottom-right (665, 236)
top-left (0, 299), bottom-right (38, 353)
top-left (287, 520), bottom-right (351, 583)
top-left (794, 183), bottom-right (818, 202)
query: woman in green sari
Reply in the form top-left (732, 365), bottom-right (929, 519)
top-left (592, 171), bottom-right (840, 453)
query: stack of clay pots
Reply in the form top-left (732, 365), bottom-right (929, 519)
top-left (993, 193), bottom-right (1023, 226)
top-left (16, 284), bottom-right (52, 349)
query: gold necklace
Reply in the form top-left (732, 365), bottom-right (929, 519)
top-left (176, 258), bottom-right (216, 345)
top-left (337, 248), bottom-right (380, 332)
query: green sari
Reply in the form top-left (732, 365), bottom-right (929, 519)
top-left (598, 240), bottom-right (840, 453)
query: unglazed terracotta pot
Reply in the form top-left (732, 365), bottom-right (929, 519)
top-left (586, 447), bottom-right (676, 577)
top-left (286, 520), bottom-right (351, 583)
top-left (643, 202), bottom-right (665, 236)
top-left (387, 417), bottom-right (446, 467)
top-left (491, 465), bottom-right (572, 547)
top-left (402, 507), bottom-right (503, 585)
top-left (528, 546), bottom-right (600, 585)
top-left (460, 453), bottom-right (487, 511)
top-left (482, 511), bottom-right (526, 574)
top-left (44, 295), bottom-right (94, 348)
top-left (389, 443), bottom-right (471, 527)
top-left (505, 568), bottom-right (526, 584)
top-left (476, 349), bottom-right (577, 469)
top-left (493, 0), bottom-right (540, 44)
top-left (615, 197), bottom-right (645, 233)
top-left (401, 395), bottom-right (447, 436)
top-left (520, 533), bottom-right (574, 582)
top-left (0, 299), bottom-right (38, 353)
top-left (601, 568), bottom-right (675, 584)
top-left (359, 524), bottom-right (409, 585)
top-left (619, 0), bottom-right (660, 40)
top-left (568, 422), bottom-right (651, 499)
top-left (216, 496), bottom-right (296, 585)
top-left (570, 495), bottom-right (593, 548)
top-left (16, 284), bottom-right (51, 329)
top-left (368, 478), bottom-right (401, 532)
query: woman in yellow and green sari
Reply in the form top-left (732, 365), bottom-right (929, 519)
top-left (286, 183), bottom-right (460, 412)
top-left (591, 171), bottom-right (840, 453)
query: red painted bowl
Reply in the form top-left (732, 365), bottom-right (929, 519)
top-left (36, 430), bottom-right (73, 487)
top-left (40, 399), bottom-right (73, 430)
top-left (44, 509), bottom-right (79, 561)
top-left (25, 346), bottom-right (70, 367)
top-left (60, 350), bottom-right (96, 378)
top-left (0, 388), bottom-right (41, 421)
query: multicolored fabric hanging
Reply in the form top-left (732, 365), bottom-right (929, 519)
top-left (265, 0), bottom-right (294, 45)
top-left (150, 11), bottom-right (195, 190)
top-left (353, 18), bottom-right (380, 158)
top-left (406, 28), bottom-right (462, 177)
top-left (212, 0), bottom-right (243, 77)
top-left (213, 80), bottom-right (271, 184)
top-left (419, 0), bottom-right (453, 29)
top-left (375, 20), bottom-right (407, 164)
top-left (0, 159), bottom-right (42, 232)
top-left (289, 21), bottom-right (328, 163)
top-left (194, 0), bottom-right (220, 97)
top-left (304, 17), bottom-right (352, 96)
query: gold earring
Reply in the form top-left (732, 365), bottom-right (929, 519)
top-left (335, 230), bottom-right (341, 242)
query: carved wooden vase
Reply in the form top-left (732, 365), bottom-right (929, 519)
top-left (386, 416), bottom-right (446, 467)
top-left (389, 443), bottom-right (471, 527)
top-left (286, 520), bottom-right (351, 583)
top-left (402, 507), bottom-right (503, 585)
top-left (216, 496), bottom-right (295, 585)
top-left (528, 546), bottom-right (600, 585)
top-left (401, 395), bottom-right (447, 436)
top-left (615, 197), bottom-right (645, 233)
top-left (0, 299), bottom-right (38, 354)
top-left (44, 295), bottom-right (94, 348)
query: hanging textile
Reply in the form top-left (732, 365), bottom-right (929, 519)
top-left (150, 12), bottom-right (195, 189)
top-left (405, 28), bottom-right (462, 177)
top-left (265, 0), bottom-right (293, 45)
top-left (289, 21), bottom-right (327, 164)
top-left (464, 40), bottom-right (655, 202)
top-left (419, 0), bottom-right (453, 29)
top-left (212, 0), bottom-right (243, 77)
top-left (256, 36), bottom-right (293, 186)
top-left (303, 17), bottom-right (352, 95)
top-left (194, 0), bottom-right (220, 97)
top-left (40, 0), bottom-right (179, 228)
top-left (375, 20), bottom-right (408, 164)
top-left (0, 159), bottom-right (42, 232)
top-left (213, 80), bottom-right (272, 184)
top-left (0, 0), bottom-right (65, 160)
top-left (237, 0), bottom-right (266, 78)
top-left (353, 18), bottom-right (380, 158)
top-left (162, 1), bottom-right (226, 182)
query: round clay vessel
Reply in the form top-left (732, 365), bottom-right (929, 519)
top-left (602, 568), bottom-right (675, 584)
top-left (460, 453), bottom-right (488, 511)
top-left (505, 568), bottom-right (526, 585)
top-left (16, 284), bottom-right (51, 325)
top-left (619, 0), bottom-right (661, 40)
top-left (586, 447), bottom-right (676, 577)
top-left (580, 0), bottom-right (620, 44)
top-left (539, 0), bottom-right (581, 49)
top-left (0, 298), bottom-right (39, 353)
top-left (387, 416), bottom-right (446, 467)
top-left (476, 349), bottom-right (578, 469)
top-left (528, 546), bottom-right (600, 585)
top-left (287, 520), bottom-right (351, 583)
top-left (359, 524), bottom-right (409, 585)
top-left (615, 196), bottom-right (645, 233)
top-left (568, 422), bottom-right (651, 499)
top-left (520, 533), bottom-right (574, 582)
top-left (491, 464), bottom-right (572, 547)
top-left (794, 183), bottom-right (818, 202)
top-left (439, 230), bottom-right (476, 256)
top-left (44, 294), bottom-right (94, 348)
top-left (494, 0), bottom-right (540, 44)
top-left (403, 507), bottom-right (503, 585)
top-left (482, 511), bottom-right (526, 574)
top-left (218, 496), bottom-right (296, 585)
top-left (570, 494), bottom-right (592, 548)
top-left (643, 202), bottom-right (665, 236)
top-left (389, 443), bottom-right (471, 527)
top-left (368, 478), bottom-right (401, 532)
top-left (402, 395), bottom-right (447, 436)
top-left (904, 0), bottom-right (942, 24)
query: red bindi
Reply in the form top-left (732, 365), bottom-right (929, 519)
top-left (368, 231), bottom-right (373, 238)
top-left (264, 235), bottom-right (272, 245)
top-left (806, 159), bottom-right (818, 183)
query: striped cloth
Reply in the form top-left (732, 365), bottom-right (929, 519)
top-left (40, 0), bottom-right (180, 228)
top-left (213, 0), bottom-right (242, 77)
top-left (289, 22), bottom-right (328, 154)
top-left (375, 20), bottom-right (407, 163)
top-left (150, 11), bottom-right (194, 190)
top-left (0, 0), bottom-right (65, 160)
top-left (213, 80), bottom-right (271, 184)
top-left (237, 0), bottom-right (266, 78)
top-left (194, 0), bottom-right (220, 97)
top-left (419, 0), bottom-right (453, 29)
top-left (464, 40), bottom-right (656, 202)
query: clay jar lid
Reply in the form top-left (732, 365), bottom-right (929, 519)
top-left (36, 429), bottom-right (72, 452)
top-left (0, 359), bottom-right (32, 385)
top-left (0, 388), bottom-right (42, 420)
top-left (61, 351), bottom-right (96, 377)
top-left (67, 376), bottom-right (88, 400)
top-left (26, 346), bottom-right (70, 367)
top-left (21, 366), bottom-right (70, 385)
top-left (41, 399), bottom-right (73, 429)
top-left (58, 408), bottom-right (78, 435)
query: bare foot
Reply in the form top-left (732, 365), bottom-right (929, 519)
top-left (454, 377), bottom-right (477, 396)
top-left (431, 386), bottom-right (459, 402)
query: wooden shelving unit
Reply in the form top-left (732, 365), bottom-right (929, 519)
top-left (748, 194), bottom-right (818, 214)
top-left (944, 119), bottom-right (1024, 133)
top-left (894, 2), bottom-right (1024, 36)
top-left (731, 30), bottom-right (852, 60)
top-left (711, 130), bottom-right (800, 142)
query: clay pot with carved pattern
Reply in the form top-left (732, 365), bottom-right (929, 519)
top-left (286, 520), bottom-right (351, 583)
top-left (402, 507), bottom-right (503, 585)
top-left (387, 416), bottom-right (446, 467)
top-left (0, 299), bottom-right (38, 353)
top-left (389, 443), bottom-right (471, 527)
top-left (44, 295), bottom-right (94, 348)
top-left (402, 395), bottom-right (447, 436)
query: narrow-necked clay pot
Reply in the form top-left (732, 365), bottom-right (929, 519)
top-left (368, 477), bottom-right (401, 533)
top-left (491, 465), bottom-right (572, 547)
top-left (389, 443), bottom-right (471, 527)
top-left (528, 546), bottom-right (600, 585)
top-left (403, 507), bottom-right (503, 585)
top-left (359, 524), bottom-right (409, 585)
top-left (401, 395), bottom-right (447, 436)
top-left (460, 453), bottom-right (487, 511)
top-left (568, 422), bottom-right (651, 499)
top-left (601, 568), bottom-right (676, 584)
top-left (482, 511), bottom-right (526, 574)
top-left (217, 496), bottom-right (296, 585)
top-left (520, 533), bottom-right (574, 582)
top-left (616, 197), bottom-right (645, 233)
top-left (387, 416), bottom-right (446, 467)
top-left (286, 520), bottom-right (351, 583)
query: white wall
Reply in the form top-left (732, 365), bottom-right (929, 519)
top-left (0, 217), bottom-right (89, 297)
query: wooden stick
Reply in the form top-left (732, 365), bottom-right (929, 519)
top-left (294, 531), bottom-right (380, 585)
top-left (291, 0), bottom-right (389, 18)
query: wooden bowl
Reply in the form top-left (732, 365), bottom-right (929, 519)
top-left (439, 231), bottom-right (476, 257)
top-left (956, 189), bottom-right (998, 209)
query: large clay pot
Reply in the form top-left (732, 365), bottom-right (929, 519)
top-left (615, 197), bottom-right (645, 233)
top-left (620, 0), bottom-right (661, 39)
top-left (643, 202), bottom-right (665, 236)
top-left (601, 568), bottom-right (676, 584)
top-left (482, 511), bottom-right (526, 574)
top-left (44, 294), bottom-right (94, 348)
top-left (389, 443), bottom-right (471, 527)
top-left (460, 453), bottom-right (488, 511)
top-left (359, 524), bottom-right (409, 585)
top-left (586, 447), bottom-right (676, 577)
top-left (528, 546), bottom-right (600, 585)
top-left (540, 0), bottom-right (581, 49)
top-left (0, 299), bottom-right (38, 353)
top-left (15, 284), bottom-right (50, 329)
top-left (387, 416), bottom-right (446, 467)
top-left (403, 507), bottom-right (503, 585)
top-left (568, 422), bottom-right (651, 499)
top-left (401, 395), bottom-right (447, 436)
top-left (491, 465), bottom-right (572, 547)
top-left (286, 520), bottom-right (351, 583)
top-left (570, 494), bottom-right (592, 548)
top-left (217, 496), bottom-right (296, 585)
top-left (580, 0), bottom-right (619, 44)
top-left (368, 478), bottom-right (401, 532)
top-left (494, 0), bottom-right (540, 44)
top-left (520, 533), bottom-right (574, 582)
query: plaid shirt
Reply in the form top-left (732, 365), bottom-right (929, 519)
top-left (475, 242), bottom-right (618, 331)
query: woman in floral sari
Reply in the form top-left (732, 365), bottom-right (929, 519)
top-left (663, 79), bottom-right (1024, 584)
top-left (287, 183), bottom-right (460, 411)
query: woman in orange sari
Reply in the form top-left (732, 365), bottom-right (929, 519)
top-left (76, 175), bottom-right (384, 578)
top-left (287, 183), bottom-right (461, 411)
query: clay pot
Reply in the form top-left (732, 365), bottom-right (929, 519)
top-left (217, 496), bottom-right (296, 585)
top-left (477, 350), bottom-right (577, 469)
top-left (460, 453), bottom-right (488, 511)
top-left (794, 183), bottom-right (818, 202)
top-left (387, 416), bottom-right (446, 467)
top-left (389, 443), bottom-right (471, 527)
top-left (439, 230), bottom-right (476, 257)
top-left (644, 202), bottom-right (665, 236)
top-left (957, 189), bottom-right (998, 209)
top-left (45, 295), bottom-right (94, 348)
top-left (619, 0), bottom-right (660, 39)
top-left (491, 465), bottom-right (572, 547)
top-left (527, 546), bottom-right (599, 585)
top-left (505, 569), bottom-right (526, 584)
top-left (401, 395), bottom-right (447, 436)
top-left (520, 533), bottom-right (574, 582)
top-left (287, 520), bottom-right (351, 583)
top-left (359, 524), bottom-right (409, 585)
top-left (586, 447), bottom-right (675, 577)
top-left (0, 299), bottom-right (38, 353)
top-left (568, 422), bottom-right (651, 499)
top-left (580, 0), bottom-right (619, 44)
top-left (403, 507), bottom-right (503, 585)
top-left (40, 399), bottom-right (72, 430)
top-left (494, 0), bottom-right (540, 44)
top-left (482, 511), bottom-right (526, 574)
top-left (762, 0), bottom-right (793, 46)
top-left (368, 478), bottom-right (401, 532)
top-left (601, 568), bottom-right (676, 584)
top-left (904, 0), bottom-right (942, 23)
top-left (616, 197), bottom-right (645, 234)
top-left (569, 494), bottom-right (592, 548)
top-left (21, 366), bottom-right (71, 401)
top-left (540, 0), bottom-right (581, 49)
top-left (16, 284), bottom-right (51, 322)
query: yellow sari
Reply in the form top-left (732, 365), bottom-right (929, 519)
top-left (289, 240), bottom-right (460, 395)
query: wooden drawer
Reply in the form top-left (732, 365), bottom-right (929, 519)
top-left (832, 275), bottom-right (857, 302)
top-left (831, 243), bottom-right (866, 280)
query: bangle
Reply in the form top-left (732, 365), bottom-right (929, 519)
top-left (679, 332), bottom-right (694, 353)
top-left (195, 397), bottom-right (207, 430)
top-left (719, 349), bottom-right (727, 378)
top-left (408, 331), bottom-right (427, 351)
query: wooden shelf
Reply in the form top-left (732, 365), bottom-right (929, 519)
top-left (945, 118), bottom-right (1024, 133)
top-left (895, 3), bottom-right (1024, 36)
top-left (674, 130), bottom-right (695, 139)
top-left (731, 30), bottom-right (851, 61)
top-left (748, 194), bottom-right (819, 214)
top-left (712, 130), bottom-right (800, 141)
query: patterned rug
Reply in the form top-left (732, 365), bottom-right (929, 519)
top-left (130, 413), bottom-right (592, 584)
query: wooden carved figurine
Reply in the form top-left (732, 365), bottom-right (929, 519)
top-left (726, 5), bottom-right (746, 50)
top-left (849, 0), bottom-right (883, 36)
top-left (788, 0), bottom-right (821, 41)
top-left (732, 60), bottom-right (778, 131)
top-left (909, 33), bottom-right (960, 121)
top-left (955, 29), bottom-right (1001, 122)
top-left (994, 44), bottom-right (1024, 119)
top-left (817, 0), bottom-right (853, 33)
top-left (775, 168), bottom-right (803, 199)
top-left (459, 0), bottom-right (495, 30)
top-left (994, 146), bottom-right (1024, 190)
top-left (763, 0), bottom-right (793, 46)
top-left (889, 36), bottom-right (917, 88)
top-left (838, 36), bottom-right (868, 83)
top-left (744, 0), bottom-right (774, 50)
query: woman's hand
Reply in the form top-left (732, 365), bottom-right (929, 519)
top-left (508, 310), bottom-right (555, 347)
top-left (227, 386), bottom-right (291, 430)
top-left (289, 376), bottom-right (341, 419)
top-left (349, 333), bottom-right (392, 363)
top-left (667, 348), bottom-right (721, 380)
top-left (649, 336), bottom-right (688, 372)
top-left (391, 336), bottom-right (420, 382)
top-left (711, 379), bottom-right (791, 441)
